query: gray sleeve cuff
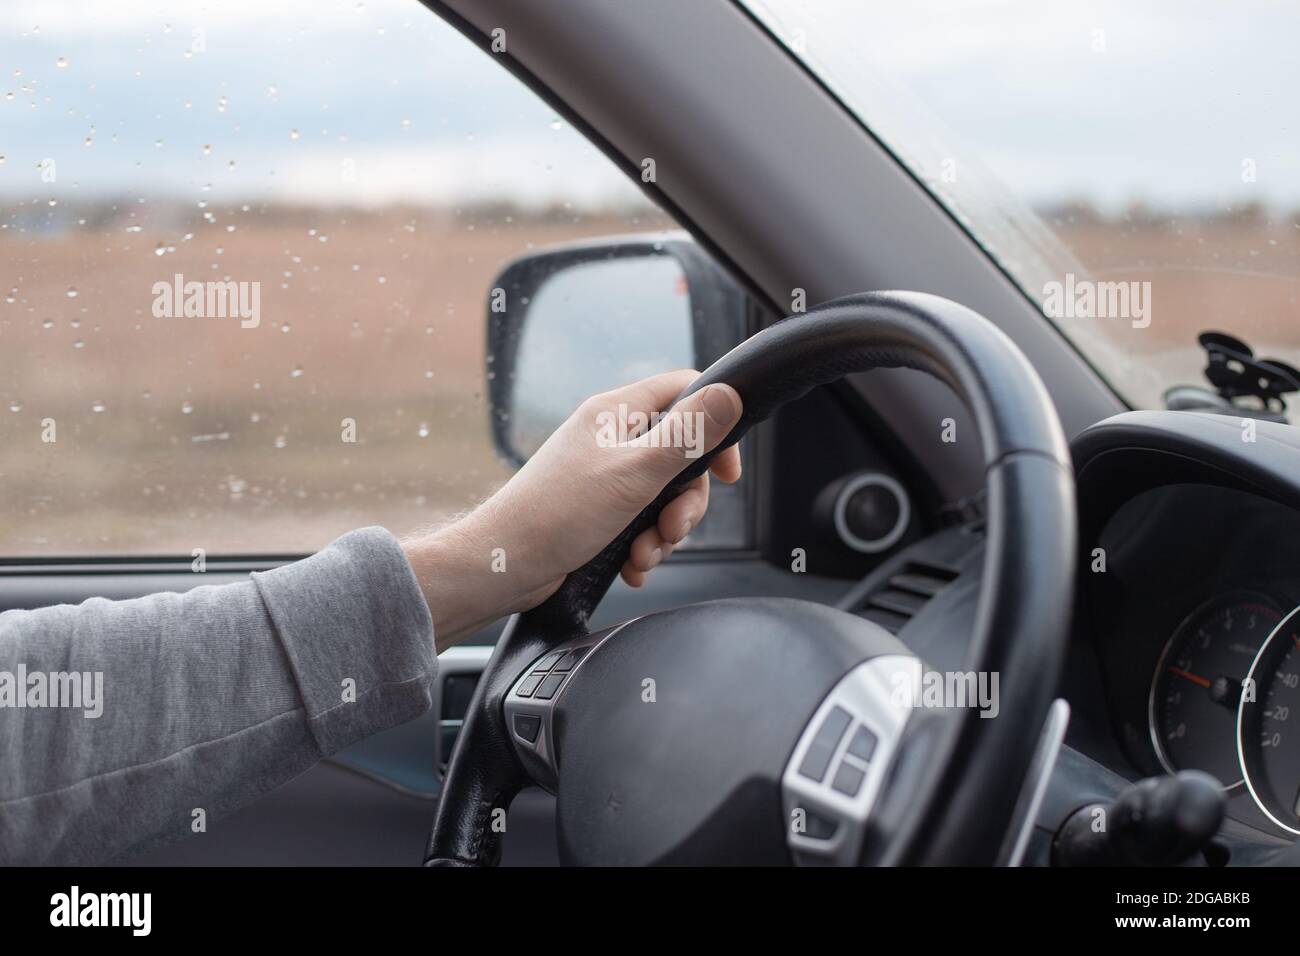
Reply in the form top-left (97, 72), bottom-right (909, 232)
top-left (251, 526), bottom-right (436, 756)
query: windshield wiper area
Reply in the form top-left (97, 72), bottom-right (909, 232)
top-left (1164, 331), bottom-right (1300, 423)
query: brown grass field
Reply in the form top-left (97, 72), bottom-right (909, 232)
top-left (0, 206), bottom-right (672, 556)
top-left (1036, 214), bottom-right (1300, 409)
top-left (1, 203), bottom-right (1297, 557)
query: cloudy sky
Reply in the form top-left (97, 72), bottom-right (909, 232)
top-left (750, 0), bottom-right (1300, 212)
top-left (0, 0), bottom-right (643, 208)
top-left (2, 0), bottom-right (1298, 213)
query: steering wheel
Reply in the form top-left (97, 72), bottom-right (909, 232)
top-left (424, 291), bottom-right (1075, 866)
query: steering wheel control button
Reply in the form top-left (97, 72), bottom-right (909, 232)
top-left (512, 714), bottom-right (542, 744)
top-left (532, 651), bottom-right (566, 674)
top-left (802, 810), bottom-right (839, 841)
top-left (831, 761), bottom-right (866, 797)
top-left (797, 705), bottom-right (852, 782)
top-left (515, 673), bottom-right (544, 698)
top-left (846, 725), bottom-right (878, 762)
top-left (783, 656), bottom-right (922, 865)
top-left (552, 648), bottom-right (589, 673)
top-left (534, 672), bottom-right (567, 700)
top-left (500, 624), bottom-right (632, 793)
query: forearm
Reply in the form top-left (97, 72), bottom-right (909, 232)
top-left (0, 527), bottom-right (436, 865)
top-left (402, 511), bottom-right (561, 652)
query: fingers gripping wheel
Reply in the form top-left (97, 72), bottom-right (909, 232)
top-left (424, 291), bottom-right (1074, 867)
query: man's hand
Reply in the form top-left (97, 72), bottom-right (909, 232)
top-left (403, 370), bottom-right (743, 651)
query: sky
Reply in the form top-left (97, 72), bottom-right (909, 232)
top-left (0, 0), bottom-right (643, 208)
top-left (748, 0), bottom-right (1300, 213)
top-left (2, 0), bottom-right (1298, 213)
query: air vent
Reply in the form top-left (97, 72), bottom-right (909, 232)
top-left (856, 563), bottom-right (958, 634)
top-left (438, 673), bottom-right (481, 774)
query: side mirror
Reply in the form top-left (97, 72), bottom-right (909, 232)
top-left (485, 233), bottom-right (752, 466)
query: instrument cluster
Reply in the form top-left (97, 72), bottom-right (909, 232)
top-left (1149, 591), bottom-right (1300, 835)
top-left (1080, 481), bottom-right (1300, 840)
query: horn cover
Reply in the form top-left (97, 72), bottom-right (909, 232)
top-left (551, 598), bottom-right (905, 865)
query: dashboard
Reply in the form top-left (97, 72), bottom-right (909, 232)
top-left (1070, 410), bottom-right (1300, 846)
top-left (840, 407), bottom-right (1300, 859)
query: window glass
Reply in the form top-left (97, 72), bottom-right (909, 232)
top-left (743, 0), bottom-right (1300, 420)
top-left (0, 0), bottom-right (703, 556)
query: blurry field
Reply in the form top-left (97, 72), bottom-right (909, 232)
top-left (1, 201), bottom-right (1297, 557)
top-left (1036, 210), bottom-right (1300, 411)
top-left (0, 204), bottom-right (671, 556)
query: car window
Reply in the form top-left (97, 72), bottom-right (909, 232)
top-left (0, 0), bottom-right (730, 557)
top-left (742, 0), bottom-right (1300, 421)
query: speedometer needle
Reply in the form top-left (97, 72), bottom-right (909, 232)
top-left (1170, 668), bottom-right (1242, 712)
top-left (1169, 666), bottom-right (1211, 688)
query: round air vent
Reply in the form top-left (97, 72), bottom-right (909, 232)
top-left (832, 472), bottom-right (910, 554)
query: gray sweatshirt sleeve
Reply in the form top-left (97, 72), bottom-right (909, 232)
top-left (0, 527), bottom-right (436, 865)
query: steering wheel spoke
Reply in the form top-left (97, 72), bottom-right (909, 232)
top-left (782, 655), bottom-right (922, 865)
top-left (503, 624), bottom-right (630, 790)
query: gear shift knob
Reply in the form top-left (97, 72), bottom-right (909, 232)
top-left (1052, 770), bottom-right (1226, 867)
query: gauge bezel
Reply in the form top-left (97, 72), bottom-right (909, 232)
top-left (1237, 602), bottom-right (1300, 836)
top-left (1148, 591), bottom-right (1280, 787)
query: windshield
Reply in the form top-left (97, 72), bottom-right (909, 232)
top-left (740, 0), bottom-right (1300, 421)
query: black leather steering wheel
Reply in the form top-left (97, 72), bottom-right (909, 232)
top-left (425, 291), bottom-right (1076, 866)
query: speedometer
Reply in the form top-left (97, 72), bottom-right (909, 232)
top-left (1239, 603), bottom-right (1300, 835)
top-left (1150, 593), bottom-right (1281, 787)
